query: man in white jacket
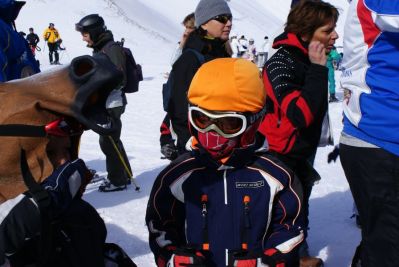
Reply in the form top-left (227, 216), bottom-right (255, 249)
top-left (339, 0), bottom-right (399, 266)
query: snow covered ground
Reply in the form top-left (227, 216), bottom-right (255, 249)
top-left (16, 0), bottom-right (359, 266)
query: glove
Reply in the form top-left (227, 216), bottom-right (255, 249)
top-left (41, 159), bottom-right (93, 214)
top-left (167, 247), bottom-right (206, 267)
top-left (229, 249), bottom-right (285, 267)
top-left (157, 246), bottom-right (206, 267)
top-left (262, 248), bottom-right (285, 267)
top-left (161, 142), bottom-right (178, 160)
top-left (327, 145), bottom-right (340, 163)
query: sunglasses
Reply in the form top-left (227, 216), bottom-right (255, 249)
top-left (189, 106), bottom-right (247, 138)
top-left (212, 14), bottom-right (232, 24)
top-left (45, 118), bottom-right (84, 137)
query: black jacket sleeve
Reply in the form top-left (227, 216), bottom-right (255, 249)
top-left (145, 159), bottom-right (188, 263)
top-left (34, 34), bottom-right (40, 45)
top-left (266, 49), bottom-right (328, 129)
top-left (168, 52), bottom-right (202, 153)
top-left (0, 195), bottom-right (40, 264)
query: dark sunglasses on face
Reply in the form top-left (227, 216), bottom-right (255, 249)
top-left (212, 14), bottom-right (232, 24)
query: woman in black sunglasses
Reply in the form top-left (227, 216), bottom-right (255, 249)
top-left (166, 0), bottom-right (233, 157)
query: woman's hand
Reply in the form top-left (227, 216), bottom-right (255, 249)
top-left (308, 41), bottom-right (327, 66)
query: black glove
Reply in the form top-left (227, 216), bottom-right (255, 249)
top-left (161, 142), bottom-right (178, 160)
top-left (228, 249), bottom-right (285, 267)
top-left (41, 159), bottom-right (92, 215)
top-left (327, 145), bottom-right (340, 163)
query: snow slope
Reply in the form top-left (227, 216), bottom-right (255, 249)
top-left (15, 0), bottom-right (358, 266)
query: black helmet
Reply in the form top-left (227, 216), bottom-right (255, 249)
top-left (75, 14), bottom-right (106, 41)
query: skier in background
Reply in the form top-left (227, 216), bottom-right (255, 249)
top-left (75, 14), bottom-right (132, 192)
top-left (326, 46), bottom-right (341, 102)
top-left (160, 12), bottom-right (196, 161)
top-left (26, 27), bottom-right (39, 56)
top-left (237, 35), bottom-right (248, 57)
top-left (244, 38), bottom-right (257, 63)
top-left (257, 35), bottom-right (269, 68)
top-left (229, 32), bottom-right (240, 58)
top-left (43, 22), bottom-right (61, 65)
top-left (169, 12), bottom-right (196, 66)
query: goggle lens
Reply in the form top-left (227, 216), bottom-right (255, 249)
top-left (191, 109), bottom-right (244, 135)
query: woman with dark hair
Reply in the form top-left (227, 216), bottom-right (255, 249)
top-left (168, 0), bottom-right (232, 156)
top-left (258, 1), bottom-right (339, 267)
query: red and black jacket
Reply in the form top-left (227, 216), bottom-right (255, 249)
top-left (258, 32), bottom-right (328, 160)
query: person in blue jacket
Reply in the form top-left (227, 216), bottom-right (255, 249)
top-left (0, 0), bottom-right (40, 82)
top-left (339, 0), bottom-right (399, 266)
top-left (146, 58), bottom-right (304, 267)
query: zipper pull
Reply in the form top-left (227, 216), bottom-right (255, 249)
top-left (201, 194), bottom-right (209, 251)
top-left (242, 195), bottom-right (251, 250)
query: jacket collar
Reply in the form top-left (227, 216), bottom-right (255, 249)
top-left (92, 30), bottom-right (114, 52)
top-left (183, 30), bottom-right (230, 58)
top-left (272, 32), bottom-right (309, 55)
top-left (189, 134), bottom-right (267, 169)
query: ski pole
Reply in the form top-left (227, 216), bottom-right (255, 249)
top-left (107, 135), bottom-right (140, 191)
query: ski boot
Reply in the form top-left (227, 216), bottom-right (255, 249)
top-left (329, 94), bottom-right (339, 103)
top-left (300, 256), bottom-right (324, 267)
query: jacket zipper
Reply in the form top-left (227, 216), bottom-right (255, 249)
top-left (224, 170), bottom-right (228, 205)
top-left (201, 194), bottom-right (210, 251)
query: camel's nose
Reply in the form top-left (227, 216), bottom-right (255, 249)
top-left (69, 55), bottom-right (96, 83)
top-left (70, 54), bottom-right (123, 136)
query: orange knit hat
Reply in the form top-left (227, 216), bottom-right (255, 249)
top-left (188, 58), bottom-right (266, 113)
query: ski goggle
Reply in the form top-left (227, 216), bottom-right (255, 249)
top-left (189, 106), bottom-right (248, 138)
top-left (45, 118), bottom-right (84, 137)
top-left (212, 14), bottom-right (232, 24)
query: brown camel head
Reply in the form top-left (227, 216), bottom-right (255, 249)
top-left (0, 54), bottom-right (123, 202)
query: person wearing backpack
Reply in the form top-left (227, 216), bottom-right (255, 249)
top-left (75, 14), bottom-right (133, 192)
top-left (166, 0), bottom-right (232, 156)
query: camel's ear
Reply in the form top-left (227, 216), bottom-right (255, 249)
top-left (20, 149), bottom-right (50, 207)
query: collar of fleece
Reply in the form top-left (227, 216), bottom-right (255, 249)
top-left (184, 30), bottom-right (230, 58)
top-left (92, 30), bottom-right (114, 51)
top-left (272, 32), bottom-right (309, 55)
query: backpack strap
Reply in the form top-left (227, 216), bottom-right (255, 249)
top-left (183, 48), bottom-right (206, 65)
top-left (101, 41), bottom-right (115, 54)
top-left (20, 149), bottom-right (53, 266)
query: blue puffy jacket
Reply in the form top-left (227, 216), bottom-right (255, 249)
top-left (0, 0), bottom-right (40, 82)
